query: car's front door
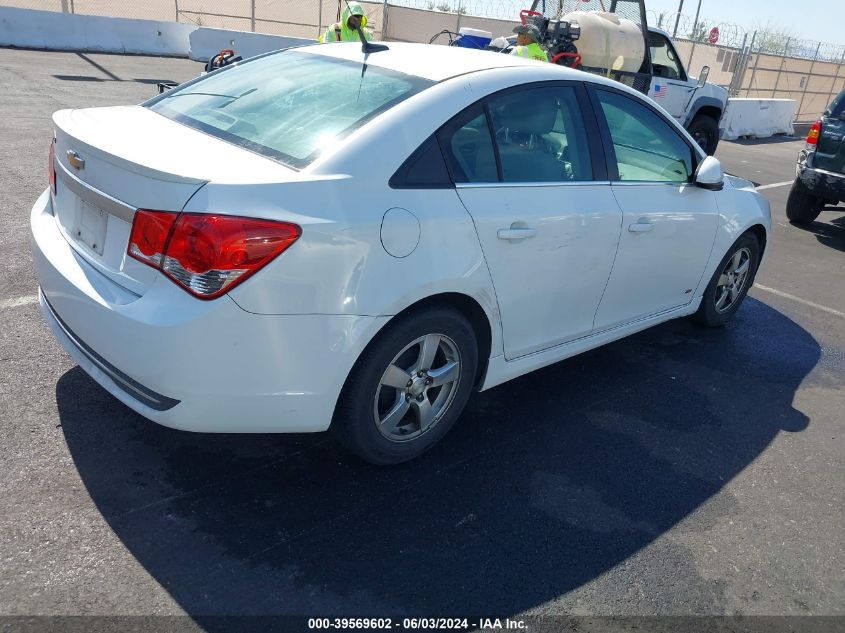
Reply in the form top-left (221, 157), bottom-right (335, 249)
top-left (439, 83), bottom-right (622, 360)
top-left (591, 88), bottom-right (719, 330)
top-left (648, 31), bottom-right (695, 122)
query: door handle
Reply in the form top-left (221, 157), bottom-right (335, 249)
top-left (497, 227), bottom-right (537, 240)
top-left (628, 220), bottom-right (654, 233)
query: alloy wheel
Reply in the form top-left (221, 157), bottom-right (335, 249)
top-left (373, 333), bottom-right (462, 442)
top-left (714, 247), bottom-right (751, 313)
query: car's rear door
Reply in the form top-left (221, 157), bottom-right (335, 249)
top-left (441, 83), bottom-right (623, 360)
top-left (590, 87), bottom-right (719, 331)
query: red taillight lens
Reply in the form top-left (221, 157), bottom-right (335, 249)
top-left (128, 209), bottom-right (179, 267)
top-left (806, 120), bottom-right (821, 145)
top-left (128, 211), bottom-right (301, 299)
top-left (48, 139), bottom-right (56, 195)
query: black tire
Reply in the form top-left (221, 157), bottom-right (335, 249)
top-left (687, 114), bottom-right (720, 155)
top-left (693, 232), bottom-right (760, 328)
top-left (332, 307), bottom-right (478, 465)
top-left (786, 178), bottom-right (824, 225)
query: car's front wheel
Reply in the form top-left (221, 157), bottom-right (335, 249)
top-left (693, 232), bottom-right (760, 327)
top-left (333, 307), bottom-right (478, 465)
top-left (786, 178), bottom-right (824, 225)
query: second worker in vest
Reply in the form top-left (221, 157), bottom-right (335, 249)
top-left (510, 23), bottom-right (548, 62)
top-left (319, 2), bottom-right (371, 43)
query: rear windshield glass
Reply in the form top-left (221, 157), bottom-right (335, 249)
top-left (829, 88), bottom-right (845, 118)
top-left (145, 50), bottom-right (433, 169)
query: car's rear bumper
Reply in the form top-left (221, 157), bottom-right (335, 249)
top-left (797, 150), bottom-right (845, 201)
top-left (31, 188), bottom-right (387, 433)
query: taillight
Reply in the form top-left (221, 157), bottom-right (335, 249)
top-left (806, 120), bottom-right (821, 146)
top-left (127, 210), bottom-right (178, 267)
top-left (48, 138), bottom-right (56, 195)
top-left (128, 211), bottom-right (301, 299)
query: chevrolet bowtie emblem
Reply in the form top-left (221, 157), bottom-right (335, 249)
top-left (67, 150), bottom-right (85, 170)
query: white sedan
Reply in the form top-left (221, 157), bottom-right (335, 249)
top-left (32, 42), bottom-right (770, 464)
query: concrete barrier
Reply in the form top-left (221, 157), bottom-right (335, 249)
top-left (0, 6), bottom-right (195, 56)
top-left (189, 28), bottom-right (315, 62)
top-left (721, 98), bottom-right (797, 140)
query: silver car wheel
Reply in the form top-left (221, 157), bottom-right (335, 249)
top-left (715, 247), bottom-right (751, 314)
top-left (373, 333), bottom-right (462, 442)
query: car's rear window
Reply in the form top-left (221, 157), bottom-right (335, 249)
top-left (828, 88), bottom-right (845, 118)
top-left (146, 50), bottom-right (433, 169)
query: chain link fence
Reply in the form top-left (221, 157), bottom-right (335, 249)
top-left (6, 0), bottom-right (845, 120)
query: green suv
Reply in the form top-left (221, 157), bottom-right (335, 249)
top-left (787, 87), bottom-right (845, 225)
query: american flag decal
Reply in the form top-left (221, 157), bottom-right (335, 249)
top-left (654, 84), bottom-right (668, 98)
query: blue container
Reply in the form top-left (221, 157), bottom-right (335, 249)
top-left (455, 27), bottom-right (492, 49)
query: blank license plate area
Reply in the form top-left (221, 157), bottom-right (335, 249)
top-left (73, 200), bottom-right (108, 256)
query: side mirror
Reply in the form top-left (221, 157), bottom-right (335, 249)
top-left (694, 155), bottom-right (724, 190)
top-left (697, 66), bottom-right (710, 87)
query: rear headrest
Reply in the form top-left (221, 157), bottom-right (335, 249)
top-left (497, 92), bottom-right (558, 134)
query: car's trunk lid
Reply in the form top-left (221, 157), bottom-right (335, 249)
top-left (51, 106), bottom-right (293, 296)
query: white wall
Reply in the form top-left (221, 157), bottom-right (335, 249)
top-left (188, 28), bottom-right (314, 62)
top-left (0, 6), bottom-right (195, 56)
top-left (721, 98), bottom-right (797, 140)
top-left (0, 6), bottom-right (316, 61)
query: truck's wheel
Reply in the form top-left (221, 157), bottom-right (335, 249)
top-left (786, 179), bottom-right (823, 225)
top-left (687, 114), bottom-right (720, 155)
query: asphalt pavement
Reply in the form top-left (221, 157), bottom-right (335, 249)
top-left (0, 49), bottom-right (843, 624)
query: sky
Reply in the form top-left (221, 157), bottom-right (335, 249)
top-left (639, 0), bottom-right (841, 45)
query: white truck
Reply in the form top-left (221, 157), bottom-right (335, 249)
top-left (644, 25), bottom-right (728, 155)
top-left (480, 0), bottom-right (729, 154)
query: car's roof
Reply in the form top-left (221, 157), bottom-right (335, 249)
top-left (295, 41), bottom-right (584, 82)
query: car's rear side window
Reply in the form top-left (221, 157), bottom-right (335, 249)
top-left (389, 135), bottom-right (452, 188)
top-left (437, 85), bottom-right (594, 184)
top-left (438, 108), bottom-right (499, 184)
top-left (146, 51), bottom-right (433, 169)
top-left (828, 89), bottom-right (845, 118)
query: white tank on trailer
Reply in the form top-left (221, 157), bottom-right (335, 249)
top-left (562, 11), bottom-right (645, 73)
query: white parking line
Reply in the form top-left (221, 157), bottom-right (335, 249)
top-left (756, 181), bottom-right (794, 191)
top-left (0, 294), bottom-right (38, 311)
top-left (753, 284), bottom-right (845, 319)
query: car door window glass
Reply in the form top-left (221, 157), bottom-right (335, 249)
top-left (649, 32), bottom-right (685, 81)
top-left (597, 90), bottom-right (693, 183)
top-left (438, 109), bottom-right (498, 183)
top-left (488, 87), bottom-right (593, 182)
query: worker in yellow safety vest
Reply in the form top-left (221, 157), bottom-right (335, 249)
top-left (510, 23), bottom-right (548, 62)
top-left (319, 2), bottom-right (371, 43)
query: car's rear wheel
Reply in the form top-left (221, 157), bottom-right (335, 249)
top-left (693, 232), bottom-right (760, 327)
top-left (333, 307), bottom-right (478, 465)
top-left (687, 114), bottom-right (720, 155)
top-left (786, 178), bottom-right (824, 225)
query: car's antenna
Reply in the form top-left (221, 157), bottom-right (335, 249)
top-left (344, 0), bottom-right (388, 53)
